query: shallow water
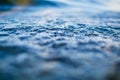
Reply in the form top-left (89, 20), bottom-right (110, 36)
top-left (0, 0), bottom-right (120, 80)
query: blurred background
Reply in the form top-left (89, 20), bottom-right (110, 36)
top-left (0, 0), bottom-right (120, 12)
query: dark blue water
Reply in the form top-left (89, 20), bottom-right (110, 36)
top-left (0, 0), bottom-right (120, 80)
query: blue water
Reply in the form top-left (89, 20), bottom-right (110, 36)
top-left (0, 0), bottom-right (120, 80)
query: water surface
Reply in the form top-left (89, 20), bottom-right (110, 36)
top-left (0, 0), bottom-right (120, 80)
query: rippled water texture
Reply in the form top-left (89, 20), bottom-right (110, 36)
top-left (0, 0), bottom-right (120, 80)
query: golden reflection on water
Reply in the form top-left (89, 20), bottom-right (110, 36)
top-left (10, 0), bottom-right (32, 5)
top-left (0, 0), bottom-right (32, 5)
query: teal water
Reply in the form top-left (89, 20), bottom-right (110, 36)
top-left (0, 0), bottom-right (120, 80)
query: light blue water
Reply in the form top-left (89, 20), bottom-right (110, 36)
top-left (0, 0), bottom-right (120, 80)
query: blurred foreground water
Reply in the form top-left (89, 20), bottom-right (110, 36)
top-left (0, 0), bottom-right (120, 80)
